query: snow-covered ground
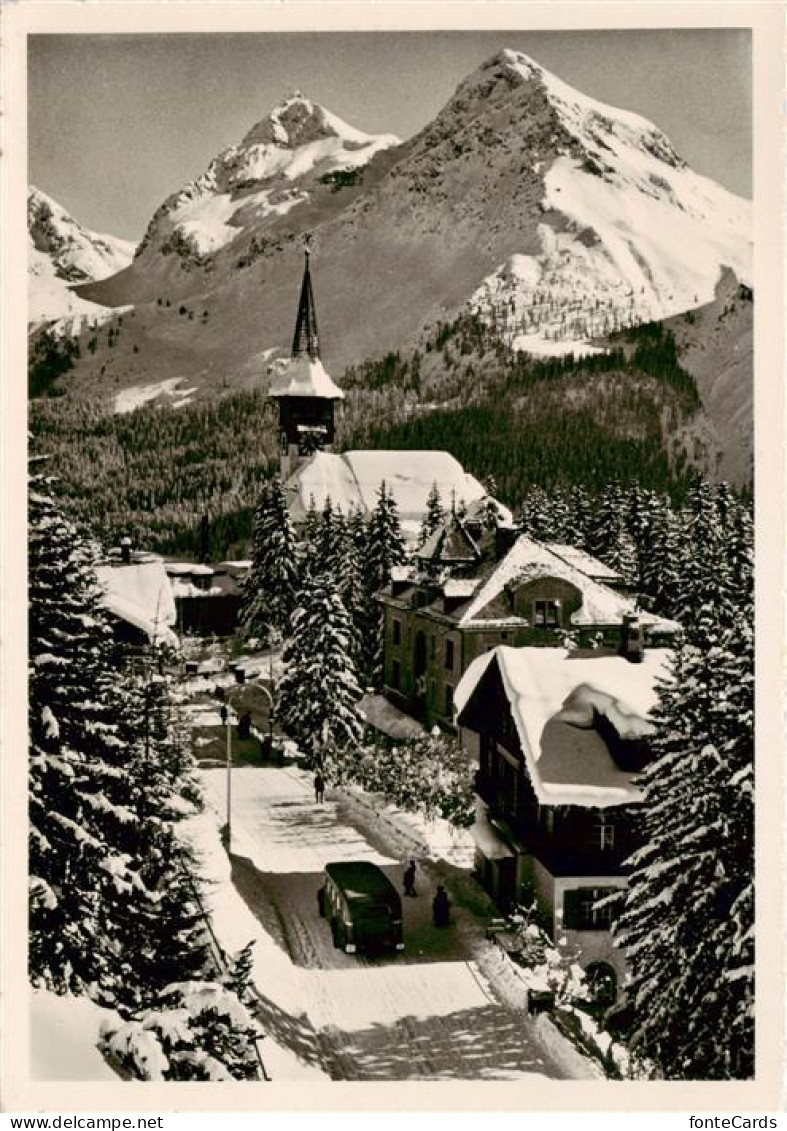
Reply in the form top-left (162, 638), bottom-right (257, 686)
top-left (113, 377), bottom-right (199, 414)
top-left (30, 990), bottom-right (122, 1081)
top-left (187, 765), bottom-right (594, 1080)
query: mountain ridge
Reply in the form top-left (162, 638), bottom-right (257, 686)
top-left (29, 49), bottom-right (752, 484)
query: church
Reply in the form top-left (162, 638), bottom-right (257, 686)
top-left (268, 248), bottom-right (491, 541)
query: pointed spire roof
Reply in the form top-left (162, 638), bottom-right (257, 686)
top-left (291, 241), bottom-right (319, 360)
top-left (269, 240), bottom-right (344, 401)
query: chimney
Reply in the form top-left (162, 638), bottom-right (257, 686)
top-left (494, 523), bottom-right (518, 561)
top-left (120, 536), bottom-right (132, 564)
top-left (620, 614), bottom-right (645, 663)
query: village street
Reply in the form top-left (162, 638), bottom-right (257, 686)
top-left (188, 752), bottom-right (599, 1082)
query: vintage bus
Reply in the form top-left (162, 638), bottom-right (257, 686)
top-left (318, 861), bottom-right (404, 955)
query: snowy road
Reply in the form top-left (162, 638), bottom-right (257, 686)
top-left (193, 766), bottom-right (595, 1081)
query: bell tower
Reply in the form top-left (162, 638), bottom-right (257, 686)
top-left (268, 242), bottom-right (344, 479)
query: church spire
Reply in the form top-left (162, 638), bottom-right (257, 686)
top-left (291, 237), bottom-right (319, 360)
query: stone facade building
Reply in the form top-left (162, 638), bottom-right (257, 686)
top-left (379, 513), bottom-right (679, 730)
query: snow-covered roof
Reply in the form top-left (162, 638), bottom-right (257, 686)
top-left (359, 693), bottom-right (426, 740)
top-left (268, 354), bottom-right (344, 400)
top-left (543, 542), bottom-right (620, 583)
top-left (458, 535), bottom-right (678, 632)
top-left (455, 645), bottom-right (673, 808)
top-left (443, 578), bottom-right (481, 599)
top-left (391, 565), bottom-right (417, 584)
top-left (95, 560), bottom-right (177, 646)
top-left (285, 450), bottom-right (487, 523)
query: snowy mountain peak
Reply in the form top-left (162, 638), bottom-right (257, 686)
top-left (28, 186), bottom-right (135, 328)
top-left (138, 97), bottom-right (400, 261)
top-left (456, 48), bottom-right (750, 355)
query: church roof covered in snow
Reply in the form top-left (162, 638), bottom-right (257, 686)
top-left (284, 449), bottom-right (487, 536)
top-left (95, 560), bottom-right (177, 646)
top-left (455, 646), bottom-right (674, 808)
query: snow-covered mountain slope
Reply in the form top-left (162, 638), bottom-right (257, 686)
top-left (28, 187), bottom-right (136, 329)
top-left (467, 50), bottom-right (751, 356)
top-left (52, 52), bottom-right (751, 485)
top-left (135, 94), bottom-right (400, 261)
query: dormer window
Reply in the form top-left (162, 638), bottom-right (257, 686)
top-left (534, 599), bottom-right (561, 627)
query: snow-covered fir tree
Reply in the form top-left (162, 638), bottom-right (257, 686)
top-left (29, 476), bottom-right (262, 1074)
top-left (360, 483), bottom-right (406, 687)
top-left (241, 477), bottom-right (300, 642)
top-left (612, 601), bottom-right (754, 1079)
top-left (277, 571), bottom-right (365, 762)
top-left (312, 496), bottom-right (348, 582)
top-left (102, 975), bottom-right (262, 1081)
top-left (418, 482), bottom-right (445, 547)
top-left (29, 478), bottom-right (148, 997)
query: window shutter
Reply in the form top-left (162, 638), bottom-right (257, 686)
top-left (562, 888), bottom-right (582, 930)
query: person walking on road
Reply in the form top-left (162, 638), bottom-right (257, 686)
top-left (314, 771), bottom-right (325, 804)
top-left (403, 860), bottom-right (418, 897)
top-left (432, 884), bottom-right (451, 927)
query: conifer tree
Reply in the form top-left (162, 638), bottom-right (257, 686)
top-left (360, 483), bottom-right (406, 686)
top-left (613, 604), bottom-right (754, 1079)
top-left (241, 478), bottom-right (300, 641)
top-left (365, 482), bottom-right (406, 591)
top-left (28, 479), bottom-right (147, 997)
top-left (418, 482), bottom-right (445, 546)
top-left (29, 477), bottom-right (264, 1071)
top-left (277, 572), bottom-right (365, 762)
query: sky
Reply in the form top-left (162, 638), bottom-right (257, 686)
top-left (28, 29), bottom-right (752, 241)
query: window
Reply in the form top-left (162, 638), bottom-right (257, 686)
top-left (391, 660), bottom-right (401, 690)
top-left (593, 817), bottom-right (615, 851)
top-left (564, 887), bottom-right (618, 930)
top-left (445, 638), bottom-right (455, 671)
top-left (578, 889), bottom-right (615, 929)
top-left (534, 599), bottom-right (561, 627)
top-left (392, 618), bottom-right (402, 646)
top-left (444, 684), bottom-right (454, 717)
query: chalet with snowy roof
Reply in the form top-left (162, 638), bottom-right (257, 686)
top-left (96, 549), bottom-right (177, 648)
top-left (163, 560), bottom-right (249, 637)
top-left (269, 249), bottom-right (496, 541)
top-left (455, 645), bottom-right (674, 993)
top-left (381, 520), bottom-right (679, 730)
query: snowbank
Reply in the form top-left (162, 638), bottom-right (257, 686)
top-left (30, 990), bottom-right (122, 1081)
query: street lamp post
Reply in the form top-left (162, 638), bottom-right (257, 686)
top-left (221, 673), bottom-right (276, 850)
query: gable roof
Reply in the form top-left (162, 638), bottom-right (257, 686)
top-left (284, 450), bottom-right (487, 529)
top-left (95, 560), bottom-right (177, 646)
top-left (455, 645), bottom-right (673, 808)
top-left (543, 542), bottom-right (621, 584)
top-left (458, 535), bottom-right (678, 631)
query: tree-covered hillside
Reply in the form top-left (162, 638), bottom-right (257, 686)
top-left (29, 316), bottom-right (711, 557)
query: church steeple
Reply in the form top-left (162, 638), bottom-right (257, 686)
top-left (268, 241), bottom-right (344, 480)
top-left (291, 242), bottom-right (319, 360)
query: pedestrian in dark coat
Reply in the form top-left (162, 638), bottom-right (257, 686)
top-left (432, 884), bottom-right (450, 927)
top-left (403, 860), bottom-right (418, 897)
top-left (314, 771), bottom-right (325, 804)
